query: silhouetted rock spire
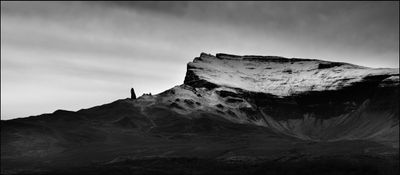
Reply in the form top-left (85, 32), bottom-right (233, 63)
top-left (131, 88), bottom-right (136, 99)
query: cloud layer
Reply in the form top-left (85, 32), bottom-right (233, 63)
top-left (1, 2), bottom-right (399, 119)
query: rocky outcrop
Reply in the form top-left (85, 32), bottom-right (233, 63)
top-left (180, 53), bottom-right (399, 143)
top-left (184, 53), bottom-right (398, 96)
top-left (131, 88), bottom-right (136, 99)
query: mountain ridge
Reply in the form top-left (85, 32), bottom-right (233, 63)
top-left (184, 53), bottom-right (398, 96)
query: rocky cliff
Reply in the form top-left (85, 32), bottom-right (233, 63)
top-left (157, 53), bottom-right (399, 145)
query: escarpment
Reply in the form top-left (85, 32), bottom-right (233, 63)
top-left (180, 53), bottom-right (399, 143)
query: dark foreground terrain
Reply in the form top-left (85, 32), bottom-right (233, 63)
top-left (1, 105), bottom-right (398, 175)
top-left (11, 156), bottom-right (399, 175)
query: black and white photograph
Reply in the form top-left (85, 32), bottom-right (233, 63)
top-left (1, 1), bottom-right (399, 175)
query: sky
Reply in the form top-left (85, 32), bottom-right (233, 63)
top-left (1, 1), bottom-right (399, 120)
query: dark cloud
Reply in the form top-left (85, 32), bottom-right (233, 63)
top-left (101, 1), bottom-right (189, 16)
top-left (118, 2), bottom-right (399, 54)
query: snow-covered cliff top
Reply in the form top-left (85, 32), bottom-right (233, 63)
top-left (184, 53), bottom-right (399, 96)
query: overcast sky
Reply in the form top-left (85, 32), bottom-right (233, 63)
top-left (1, 1), bottom-right (399, 120)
